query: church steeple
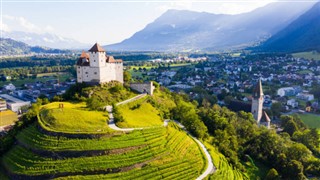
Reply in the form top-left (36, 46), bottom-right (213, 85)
top-left (251, 79), bottom-right (264, 123)
top-left (253, 79), bottom-right (263, 98)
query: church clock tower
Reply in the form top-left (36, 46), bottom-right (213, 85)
top-left (251, 79), bottom-right (264, 123)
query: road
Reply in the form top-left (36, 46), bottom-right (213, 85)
top-left (106, 95), bottom-right (216, 179)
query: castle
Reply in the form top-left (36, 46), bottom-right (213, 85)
top-left (76, 43), bottom-right (123, 84)
top-left (251, 79), bottom-right (271, 129)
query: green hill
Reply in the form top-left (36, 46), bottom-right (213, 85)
top-left (0, 92), bottom-right (207, 179)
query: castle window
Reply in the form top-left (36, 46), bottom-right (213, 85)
top-left (85, 72), bottom-right (88, 74)
top-left (94, 72), bottom-right (97, 75)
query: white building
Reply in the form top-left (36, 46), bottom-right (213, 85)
top-left (76, 43), bottom-right (123, 84)
top-left (277, 87), bottom-right (295, 97)
top-left (287, 99), bottom-right (298, 108)
top-left (0, 98), bottom-right (7, 111)
top-left (3, 83), bottom-right (16, 91)
top-left (297, 93), bottom-right (314, 101)
top-left (0, 94), bottom-right (30, 112)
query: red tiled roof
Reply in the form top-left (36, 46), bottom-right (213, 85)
top-left (80, 51), bottom-right (89, 59)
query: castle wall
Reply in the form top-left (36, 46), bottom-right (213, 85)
top-left (130, 82), bottom-right (155, 95)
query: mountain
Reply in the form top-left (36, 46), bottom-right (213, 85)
top-left (106, 2), bottom-right (315, 51)
top-left (0, 38), bottom-right (72, 55)
top-left (2, 31), bottom-right (88, 49)
top-left (257, 2), bottom-right (320, 52)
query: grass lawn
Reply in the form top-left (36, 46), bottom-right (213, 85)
top-left (117, 97), bottom-right (163, 128)
top-left (292, 51), bottom-right (320, 61)
top-left (0, 110), bottom-right (18, 126)
top-left (298, 113), bottom-right (320, 129)
top-left (39, 102), bottom-right (113, 133)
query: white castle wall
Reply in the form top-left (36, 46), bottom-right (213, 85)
top-left (130, 82), bottom-right (155, 95)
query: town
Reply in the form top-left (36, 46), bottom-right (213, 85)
top-left (1, 52), bottom-right (319, 134)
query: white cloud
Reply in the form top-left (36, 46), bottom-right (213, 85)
top-left (3, 15), bottom-right (55, 34)
top-left (0, 23), bottom-right (10, 32)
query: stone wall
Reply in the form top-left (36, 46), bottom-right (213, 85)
top-left (130, 82), bottom-right (155, 95)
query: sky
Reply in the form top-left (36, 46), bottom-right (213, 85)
top-left (0, 0), bottom-right (308, 45)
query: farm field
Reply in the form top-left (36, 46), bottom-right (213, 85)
top-left (0, 72), bottom-right (73, 87)
top-left (0, 110), bottom-right (18, 127)
top-left (292, 51), bottom-right (320, 60)
top-left (117, 97), bottom-right (163, 128)
top-left (39, 102), bottom-right (113, 134)
top-left (1, 122), bottom-right (206, 179)
top-left (298, 113), bottom-right (320, 129)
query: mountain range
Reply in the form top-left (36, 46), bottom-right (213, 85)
top-left (257, 2), bottom-right (320, 52)
top-left (1, 31), bottom-right (89, 49)
top-left (106, 2), bottom-right (316, 51)
top-left (0, 38), bottom-right (72, 55)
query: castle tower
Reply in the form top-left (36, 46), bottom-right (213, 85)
top-left (251, 79), bottom-right (264, 123)
top-left (88, 43), bottom-right (106, 67)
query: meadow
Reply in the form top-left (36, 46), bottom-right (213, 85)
top-left (117, 97), bottom-right (163, 128)
top-left (39, 102), bottom-right (113, 134)
top-left (298, 113), bottom-right (320, 129)
top-left (0, 110), bottom-right (18, 127)
top-left (292, 51), bottom-right (320, 60)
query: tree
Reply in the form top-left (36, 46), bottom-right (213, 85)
top-left (285, 160), bottom-right (305, 180)
top-left (271, 102), bottom-right (282, 117)
top-left (123, 71), bottom-right (131, 83)
top-left (283, 119), bottom-right (299, 136)
top-left (265, 168), bottom-right (280, 180)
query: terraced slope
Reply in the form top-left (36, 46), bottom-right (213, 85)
top-left (1, 101), bottom-right (206, 180)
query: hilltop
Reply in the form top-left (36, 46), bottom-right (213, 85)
top-left (1, 83), bottom-right (319, 179)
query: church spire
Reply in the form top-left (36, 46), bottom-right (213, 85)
top-left (253, 79), bottom-right (264, 98)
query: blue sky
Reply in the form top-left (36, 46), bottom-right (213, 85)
top-left (1, 0), bottom-right (280, 45)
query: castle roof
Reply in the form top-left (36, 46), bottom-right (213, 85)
top-left (253, 79), bottom-right (264, 98)
top-left (261, 111), bottom-right (271, 122)
top-left (88, 43), bottom-right (105, 52)
top-left (80, 51), bottom-right (89, 59)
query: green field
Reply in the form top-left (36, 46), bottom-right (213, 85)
top-left (2, 123), bottom-right (206, 179)
top-left (39, 102), bottom-right (113, 134)
top-left (292, 51), bottom-right (320, 61)
top-left (0, 72), bottom-right (73, 87)
top-left (0, 110), bottom-right (18, 127)
top-left (117, 97), bottom-right (163, 128)
top-left (298, 113), bottom-right (320, 129)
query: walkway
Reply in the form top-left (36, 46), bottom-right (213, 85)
top-left (106, 95), bottom-right (216, 180)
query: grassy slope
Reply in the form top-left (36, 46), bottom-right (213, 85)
top-left (204, 142), bottom-right (247, 180)
top-left (298, 113), bottom-right (320, 129)
top-left (39, 102), bottom-right (113, 133)
top-left (117, 97), bottom-right (163, 128)
top-left (2, 124), bottom-right (205, 179)
top-left (292, 51), bottom-right (320, 60)
top-left (0, 110), bottom-right (18, 126)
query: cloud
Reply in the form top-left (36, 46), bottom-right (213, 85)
top-left (3, 15), bottom-right (54, 34)
top-left (0, 23), bottom-right (10, 32)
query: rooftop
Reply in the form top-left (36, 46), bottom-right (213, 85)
top-left (88, 43), bottom-right (105, 52)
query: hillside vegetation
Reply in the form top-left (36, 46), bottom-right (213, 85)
top-left (1, 83), bottom-right (319, 179)
top-left (0, 84), bottom-right (208, 179)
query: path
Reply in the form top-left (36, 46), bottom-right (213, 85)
top-left (107, 95), bottom-right (216, 180)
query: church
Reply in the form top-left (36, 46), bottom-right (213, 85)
top-left (76, 43), bottom-right (123, 84)
top-left (251, 79), bottom-right (271, 129)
